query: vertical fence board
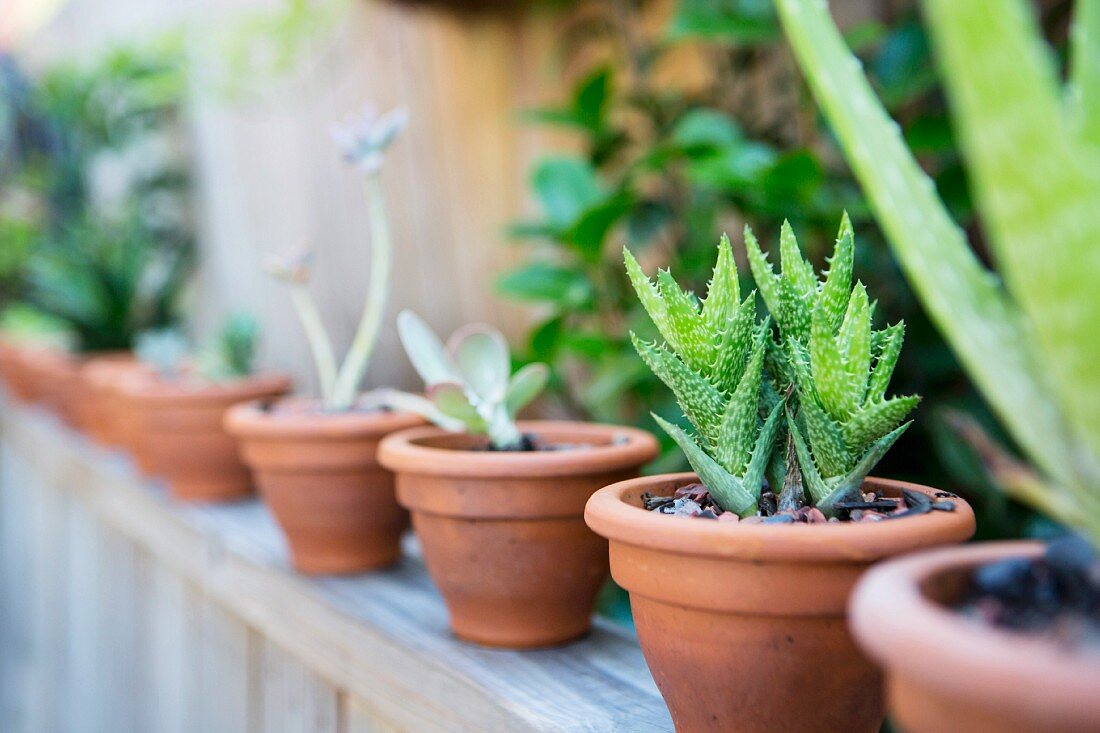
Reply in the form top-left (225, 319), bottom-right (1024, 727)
top-left (198, 600), bottom-right (256, 733)
top-left (260, 640), bottom-right (340, 733)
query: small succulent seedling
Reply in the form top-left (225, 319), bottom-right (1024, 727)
top-left (747, 214), bottom-right (918, 514)
top-left (267, 104), bottom-right (406, 411)
top-left (626, 237), bottom-right (784, 517)
top-left (381, 310), bottom-right (550, 451)
top-left (196, 313), bottom-right (259, 380)
top-left (137, 313), bottom-right (261, 382)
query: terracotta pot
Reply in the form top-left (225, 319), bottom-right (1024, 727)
top-left (0, 342), bottom-right (38, 403)
top-left (225, 400), bottom-right (424, 574)
top-left (76, 352), bottom-right (138, 444)
top-left (23, 347), bottom-right (83, 427)
top-left (850, 541), bottom-right (1100, 733)
top-left (584, 473), bottom-right (976, 733)
top-left (118, 373), bottom-right (291, 502)
top-left (378, 421), bottom-right (659, 649)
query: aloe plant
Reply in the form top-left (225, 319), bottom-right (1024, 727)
top-left (381, 310), bottom-right (549, 450)
top-left (746, 216), bottom-right (918, 514)
top-left (625, 236), bottom-right (783, 517)
top-left (776, 0), bottom-right (1100, 543)
top-left (267, 104), bottom-right (406, 411)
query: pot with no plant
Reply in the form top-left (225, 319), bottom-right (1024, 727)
top-left (0, 305), bottom-right (75, 405)
top-left (584, 222), bottom-right (975, 732)
top-left (377, 312), bottom-right (658, 648)
top-left (226, 105), bottom-right (424, 574)
top-left (774, 2), bottom-right (1100, 731)
top-left (116, 315), bottom-right (290, 502)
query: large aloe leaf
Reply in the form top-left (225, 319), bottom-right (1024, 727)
top-left (1071, 0), bottom-right (1100, 146)
top-left (922, 0), bottom-right (1100, 480)
top-left (774, 0), bottom-right (1080, 489)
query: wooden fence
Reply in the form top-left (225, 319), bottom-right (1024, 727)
top-left (0, 396), bottom-right (671, 732)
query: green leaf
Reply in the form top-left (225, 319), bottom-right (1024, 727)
top-left (714, 332), bottom-right (766, 475)
top-left (816, 214), bottom-right (854, 330)
top-left (744, 399), bottom-right (784, 498)
top-left (429, 382), bottom-right (485, 428)
top-left (837, 281), bottom-right (871, 411)
top-left (788, 411), bottom-right (830, 504)
top-left (779, 220), bottom-right (815, 305)
top-left (744, 224), bottom-right (809, 341)
top-left (799, 389), bottom-right (850, 479)
top-left (574, 66), bottom-right (612, 132)
top-left (667, 0), bottom-right (779, 44)
top-left (701, 233), bottom-right (740, 332)
top-left (448, 326), bottom-right (510, 403)
top-left (652, 414), bottom-right (757, 516)
top-left (867, 322), bottom-right (904, 402)
top-left (670, 109), bottom-right (743, 151)
top-left (497, 263), bottom-right (593, 308)
top-left (841, 395), bottom-right (919, 455)
top-left (924, 0), bottom-right (1100, 475)
top-left (624, 247), bottom-right (671, 340)
top-left (396, 310), bottom-right (458, 386)
top-left (712, 296), bottom-right (757, 394)
top-left (809, 304), bottom-right (847, 419)
top-left (632, 334), bottom-right (725, 443)
top-left (657, 269), bottom-right (713, 373)
top-left (1071, 0), bottom-right (1100, 146)
top-left (775, 0), bottom-right (1079, 488)
top-left (566, 193), bottom-right (633, 259)
top-left (505, 363), bottom-right (549, 419)
top-left (532, 158), bottom-right (604, 227)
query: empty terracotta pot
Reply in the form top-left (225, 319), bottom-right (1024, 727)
top-left (226, 400), bottom-right (424, 574)
top-left (850, 541), bottom-right (1100, 733)
top-left (118, 373), bottom-right (291, 502)
top-left (0, 342), bottom-right (37, 403)
top-left (584, 473), bottom-right (975, 733)
top-left (378, 421), bottom-right (659, 649)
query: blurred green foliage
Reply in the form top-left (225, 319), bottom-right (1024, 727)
top-left (0, 39), bottom-right (193, 351)
top-left (503, 0), bottom-right (1071, 540)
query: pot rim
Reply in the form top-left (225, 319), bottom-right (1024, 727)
top-left (117, 372), bottom-right (291, 404)
top-left (378, 421), bottom-right (659, 478)
top-left (224, 396), bottom-right (424, 439)
top-left (585, 472), bottom-right (975, 562)
top-left (850, 541), bottom-right (1100, 711)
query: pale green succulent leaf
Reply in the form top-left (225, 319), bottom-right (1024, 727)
top-left (779, 219), bottom-right (816, 306)
top-left (868, 322), bottom-right (904, 402)
top-left (841, 395), bottom-right (919, 455)
top-left (632, 333), bottom-right (724, 443)
top-left (711, 295), bottom-right (757, 394)
top-left (428, 382), bottom-right (487, 429)
top-left (657, 268), bottom-right (713, 372)
top-left (701, 233), bottom-right (740, 332)
top-left (743, 399), bottom-right (785, 499)
top-left (798, 388), bottom-right (850, 479)
top-left (653, 413), bottom-right (757, 516)
top-left (809, 305), bottom-right (847, 419)
top-left (744, 224), bottom-right (809, 340)
top-left (816, 218), bottom-right (854, 330)
top-left (505, 363), bottom-right (549, 419)
top-left (837, 281), bottom-right (872, 410)
top-left (1071, 0), bottom-right (1100, 146)
top-left (396, 310), bottom-right (459, 386)
top-left (788, 411), bottom-right (831, 505)
top-left (714, 330), bottom-right (767, 475)
top-left (775, 0), bottom-right (1078, 488)
top-left (924, 0), bottom-right (1100, 479)
top-left (624, 247), bottom-right (672, 340)
top-left (447, 325), bottom-right (510, 402)
top-left (377, 389), bottom-right (467, 433)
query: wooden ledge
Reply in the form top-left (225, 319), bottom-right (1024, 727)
top-left (0, 402), bottom-right (671, 732)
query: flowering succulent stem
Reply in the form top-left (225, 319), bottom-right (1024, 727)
top-left (330, 175), bottom-right (392, 409)
top-left (289, 285), bottom-right (338, 404)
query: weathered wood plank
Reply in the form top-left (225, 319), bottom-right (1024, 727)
top-left (1, 400), bottom-right (672, 732)
top-left (260, 640), bottom-right (339, 733)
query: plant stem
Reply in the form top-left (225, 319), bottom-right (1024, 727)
top-left (289, 285), bottom-right (338, 405)
top-left (330, 174), bottom-right (392, 409)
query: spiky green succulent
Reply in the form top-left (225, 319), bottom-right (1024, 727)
top-left (626, 237), bottom-right (783, 517)
top-left (382, 310), bottom-right (550, 450)
top-left (747, 215), bottom-right (918, 514)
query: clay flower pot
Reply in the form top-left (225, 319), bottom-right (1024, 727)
top-left (225, 400), bottom-right (424, 574)
top-left (23, 347), bottom-right (83, 427)
top-left (76, 352), bottom-right (139, 444)
top-left (850, 541), bottom-right (1100, 733)
top-left (378, 421), bottom-right (659, 649)
top-left (119, 373), bottom-right (291, 502)
top-left (584, 472), bottom-right (975, 733)
top-left (0, 342), bottom-right (38, 403)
